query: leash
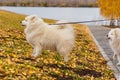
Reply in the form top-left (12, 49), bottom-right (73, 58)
top-left (49, 19), bottom-right (110, 25)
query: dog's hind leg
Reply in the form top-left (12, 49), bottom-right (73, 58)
top-left (63, 53), bottom-right (70, 62)
top-left (59, 49), bottom-right (70, 62)
top-left (57, 45), bottom-right (71, 62)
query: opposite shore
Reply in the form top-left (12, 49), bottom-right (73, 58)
top-left (0, 0), bottom-right (97, 7)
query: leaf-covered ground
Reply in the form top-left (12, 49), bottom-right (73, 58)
top-left (0, 10), bottom-right (115, 80)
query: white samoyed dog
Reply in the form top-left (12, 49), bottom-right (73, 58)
top-left (107, 28), bottom-right (120, 66)
top-left (21, 15), bottom-right (75, 62)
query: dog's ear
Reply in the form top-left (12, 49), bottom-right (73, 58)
top-left (31, 15), bottom-right (37, 21)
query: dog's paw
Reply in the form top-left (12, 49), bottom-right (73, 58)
top-left (117, 63), bottom-right (120, 66)
top-left (64, 57), bottom-right (69, 62)
top-left (31, 53), bottom-right (38, 58)
top-left (31, 52), bottom-right (42, 59)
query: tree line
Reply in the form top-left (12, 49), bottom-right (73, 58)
top-left (0, 0), bottom-right (97, 7)
top-left (98, 0), bottom-right (120, 26)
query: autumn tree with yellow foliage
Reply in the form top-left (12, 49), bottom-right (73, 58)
top-left (98, 0), bottom-right (120, 26)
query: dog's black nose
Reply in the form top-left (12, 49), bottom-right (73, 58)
top-left (108, 37), bottom-right (110, 39)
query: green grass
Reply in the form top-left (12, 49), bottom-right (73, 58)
top-left (0, 10), bottom-right (115, 80)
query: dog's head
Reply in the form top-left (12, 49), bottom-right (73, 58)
top-left (21, 15), bottom-right (43, 27)
top-left (107, 28), bottom-right (120, 42)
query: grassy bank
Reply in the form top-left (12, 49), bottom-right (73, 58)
top-left (0, 10), bottom-right (115, 80)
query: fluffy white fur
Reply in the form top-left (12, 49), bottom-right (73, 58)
top-left (107, 28), bottom-right (120, 66)
top-left (21, 15), bottom-right (75, 62)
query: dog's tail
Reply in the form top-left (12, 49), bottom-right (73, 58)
top-left (56, 20), bottom-right (73, 29)
top-left (56, 21), bottom-right (75, 39)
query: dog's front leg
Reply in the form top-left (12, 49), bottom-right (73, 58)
top-left (113, 52), bottom-right (117, 60)
top-left (32, 45), bottom-right (42, 58)
top-left (116, 53), bottom-right (120, 66)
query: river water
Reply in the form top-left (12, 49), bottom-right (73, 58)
top-left (0, 6), bottom-right (105, 25)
